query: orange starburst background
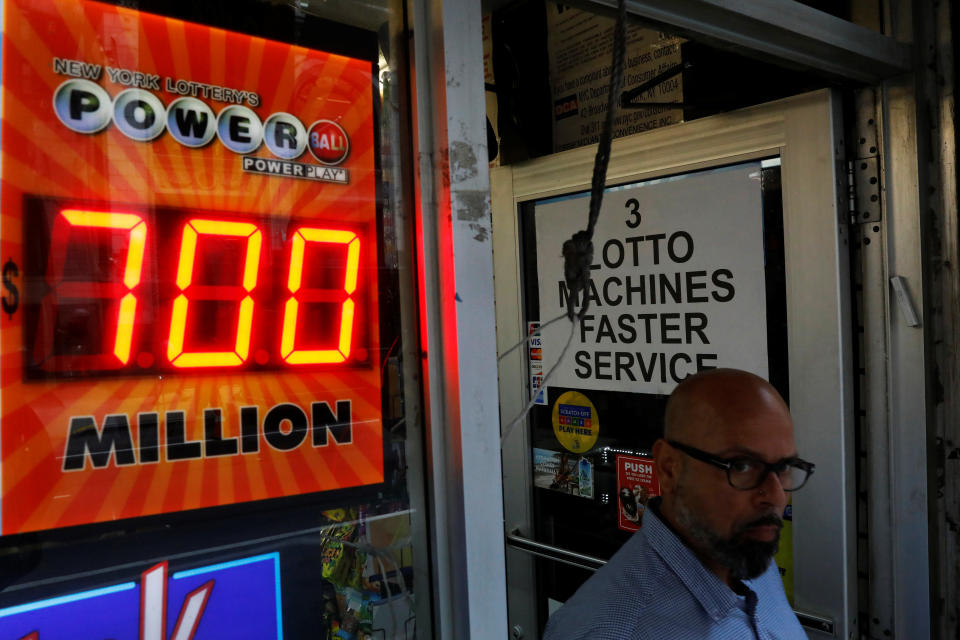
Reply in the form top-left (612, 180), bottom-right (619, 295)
top-left (0, 0), bottom-right (384, 534)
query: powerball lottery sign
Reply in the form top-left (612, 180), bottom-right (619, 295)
top-left (0, 0), bottom-right (385, 534)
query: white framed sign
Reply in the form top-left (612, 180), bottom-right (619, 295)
top-left (534, 161), bottom-right (769, 395)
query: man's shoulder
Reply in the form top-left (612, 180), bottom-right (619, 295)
top-left (543, 571), bottom-right (719, 640)
top-left (589, 526), bottom-right (669, 595)
top-left (543, 594), bottom-right (657, 640)
top-left (747, 561), bottom-right (809, 638)
top-left (541, 531), bottom-right (679, 640)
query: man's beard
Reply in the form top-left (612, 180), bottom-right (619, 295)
top-left (673, 491), bottom-right (782, 581)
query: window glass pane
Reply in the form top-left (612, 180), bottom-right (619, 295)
top-left (0, 1), bottom-right (428, 638)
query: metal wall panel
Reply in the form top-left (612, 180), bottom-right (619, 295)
top-left (410, 0), bottom-right (509, 637)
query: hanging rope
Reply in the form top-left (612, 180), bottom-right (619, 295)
top-left (500, 0), bottom-right (628, 447)
top-left (562, 0), bottom-right (628, 320)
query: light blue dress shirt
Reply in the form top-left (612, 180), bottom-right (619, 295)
top-left (542, 503), bottom-right (808, 639)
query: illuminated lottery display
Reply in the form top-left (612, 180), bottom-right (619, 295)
top-left (0, 0), bottom-right (387, 534)
top-left (23, 201), bottom-right (367, 376)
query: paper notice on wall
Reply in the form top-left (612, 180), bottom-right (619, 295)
top-left (528, 321), bottom-right (547, 404)
top-left (546, 3), bottom-right (683, 153)
top-left (534, 162), bottom-right (769, 395)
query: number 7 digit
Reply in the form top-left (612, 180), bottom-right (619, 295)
top-left (34, 209), bottom-right (146, 370)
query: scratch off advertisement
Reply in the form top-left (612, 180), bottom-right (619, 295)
top-left (0, 0), bottom-right (386, 534)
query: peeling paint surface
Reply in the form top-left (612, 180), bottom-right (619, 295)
top-left (469, 223), bottom-right (489, 242)
top-left (450, 140), bottom-right (479, 182)
top-left (453, 189), bottom-right (490, 223)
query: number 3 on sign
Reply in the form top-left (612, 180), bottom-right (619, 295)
top-left (625, 198), bottom-right (641, 228)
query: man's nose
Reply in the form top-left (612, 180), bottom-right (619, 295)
top-left (756, 468), bottom-right (787, 504)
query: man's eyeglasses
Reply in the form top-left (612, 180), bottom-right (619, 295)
top-left (666, 440), bottom-right (815, 492)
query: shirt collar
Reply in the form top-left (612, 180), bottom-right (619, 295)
top-left (644, 498), bottom-right (746, 621)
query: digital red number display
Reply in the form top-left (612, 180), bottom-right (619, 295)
top-left (23, 198), bottom-right (369, 378)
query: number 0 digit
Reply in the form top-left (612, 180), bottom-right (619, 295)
top-left (281, 228), bottom-right (360, 364)
top-left (168, 219), bottom-right (262, 368)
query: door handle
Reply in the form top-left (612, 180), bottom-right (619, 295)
top-left (505, 530), bottom-right (607, 571)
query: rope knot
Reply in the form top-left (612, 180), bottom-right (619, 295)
top-left (562, 229), bottom-right (594, 320)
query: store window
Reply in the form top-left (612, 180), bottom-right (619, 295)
top-left (0, 1), bottom-right (429, 638)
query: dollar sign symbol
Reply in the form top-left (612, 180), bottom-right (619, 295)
top-left (2, 259), bottom-right (19, 319)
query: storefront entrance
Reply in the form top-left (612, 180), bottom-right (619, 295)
top-left (494, 90), bottom-right (856, 639)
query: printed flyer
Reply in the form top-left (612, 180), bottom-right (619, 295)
top-left (534, 162), bottom-right (769, 396)
top-left (546, 3), bottom-right (684, 152)
top-left (616, 454), bottom-right (659, 531)
top-left (533, 448), bottom-right (593, 499)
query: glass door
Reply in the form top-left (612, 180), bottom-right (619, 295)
top-left (493, 89), bottom-right (855, 640)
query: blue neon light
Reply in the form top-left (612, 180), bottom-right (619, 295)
top-left (0, 582), bottom-right (136, 618)
top-left (274, 554), bottom-right (283, 640)
top-left (172, 551), bottom-right (283, 640)
top-left (172, 551), bottom-right (278, 579)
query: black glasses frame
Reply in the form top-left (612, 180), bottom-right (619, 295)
top-left (666, 439), bottom-right (815, 491)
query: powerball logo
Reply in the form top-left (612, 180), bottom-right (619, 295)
top-left (52, 60), bottom-right (351, 184)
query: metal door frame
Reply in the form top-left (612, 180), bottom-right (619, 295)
top-left (493, 89), bottom-right (856, 639)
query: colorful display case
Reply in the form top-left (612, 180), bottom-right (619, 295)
top-left (0, 2), bottom-right (421, 638)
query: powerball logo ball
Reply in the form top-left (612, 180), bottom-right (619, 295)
top-left (308, 120), bottom-right (349, 165)
top-left (52, 79), bottom-right (348, 166)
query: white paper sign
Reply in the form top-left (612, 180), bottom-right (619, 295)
top-left (546, 4), bottom-right (684, 153)
top-left (534, 162), bottom-right (769, 395)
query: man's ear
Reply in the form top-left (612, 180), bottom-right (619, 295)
top-left (653, 438), bottom-right (680, 494)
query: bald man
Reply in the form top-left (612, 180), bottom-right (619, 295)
top-left (543, 369), bottom-right (813, 639)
